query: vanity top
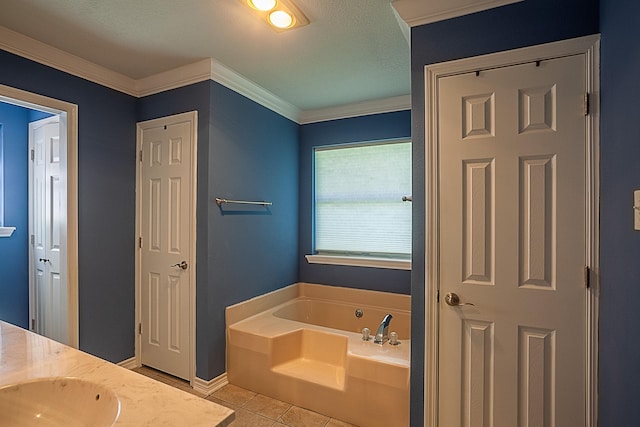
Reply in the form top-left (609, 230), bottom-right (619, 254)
top-left (0, 321), bottom-right (235, 426)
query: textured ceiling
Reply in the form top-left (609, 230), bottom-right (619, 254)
top-left (0, 0), bottom-right (411, 111)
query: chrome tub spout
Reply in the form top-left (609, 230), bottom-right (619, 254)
top-left (374, 314), bottom-right (393, 344)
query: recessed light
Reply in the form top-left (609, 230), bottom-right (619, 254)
top-left (248, 0), bottom-right (276, 12)
top-left (268, 10), bottom-right (294, 29)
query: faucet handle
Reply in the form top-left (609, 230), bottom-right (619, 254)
top-left (389, 331), bottom-right (400, 346)
top-left (362, 327), bottom-right (371, 341)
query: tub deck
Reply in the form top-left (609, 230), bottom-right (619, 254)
top-left (226, 283), bottom-right (410, 427)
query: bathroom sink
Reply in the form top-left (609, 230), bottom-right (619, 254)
top-left (0, 377), bottom-right (120, 426)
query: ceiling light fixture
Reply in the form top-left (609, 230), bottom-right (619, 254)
top-left (269, 10), bottom-right (294, 29)
top-left (241, 0), bottom-right (309, 31)
top-left (248, 0), bottom-right (276, 12)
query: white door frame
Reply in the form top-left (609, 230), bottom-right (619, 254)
top-left (423, 34), bottom-right (600, 427)
top-left (0, 83), bottom-right (79, 348)
top-left (134, 111), bottom-right (198, 385)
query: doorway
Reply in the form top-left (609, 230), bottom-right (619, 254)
top-left (28, 115), bottom-right (69, 344)
top-left (0, 83), bottom-right (79, 348)
top-left (135, 111), bottom-right (197, 383)
top-left (423, 35), bottom-right (600, 426)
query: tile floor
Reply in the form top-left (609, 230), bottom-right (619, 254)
top-left (132, 366), bottom-right (356, 427)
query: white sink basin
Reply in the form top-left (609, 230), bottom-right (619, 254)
top-left (0, 377), bottom-right (120, 426)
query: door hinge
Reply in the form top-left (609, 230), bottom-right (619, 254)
top-left (31, 318), bottom-right (35, 330)
top-left (30, 149), bottom-right (34, 161)
top-left (436, 290), bottom-right (440, 303)
top-left (584, 93), bottom-right (590, 116)
top-left (30, 234), bottom-right (35, 245)
top-left (138, 323), bottom-right (142, 335)
top-left (584, 265), bottom-right (591, 288)
top-left (139, 150), bottom-right (143, 162)
top-left (138, 237), bottom-right (142, 248)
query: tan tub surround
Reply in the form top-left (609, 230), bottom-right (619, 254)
top-left (0, 321), bottom-right (234, 426)
top-left (226, 282), bottom-right (410, 427)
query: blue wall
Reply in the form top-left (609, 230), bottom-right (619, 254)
top-left (409, 0), bottom-right (599, 424)
top-left (139, 81), bottom-right (299, 380)
top-left (28, 110), bottom-right (54, 122)
top-left (137, 81), bottom-right (215, 378)
top-left (299, 111), bottom-right (412, 295)
top-left (0, 50), bottom-right (138, 362)
top-left (0, 103), bottom-right (30, 328)
top-left (599, 1), bottom-right (640, 425)
top-left (0, 49), bottom-right (298, 381)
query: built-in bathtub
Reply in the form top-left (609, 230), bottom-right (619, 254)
top-left (226, 282), bottom-right (410, 427)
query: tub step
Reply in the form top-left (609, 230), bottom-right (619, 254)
top-left (272, 358), bottom-right (345, 390)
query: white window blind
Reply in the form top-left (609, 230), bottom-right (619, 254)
top-left (314, 140), bottom-right (411, 258)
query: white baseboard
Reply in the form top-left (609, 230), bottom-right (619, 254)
top-left (193, 373), bottom-right (228, 396)
top-left (117, 356), bottom-right (227, 396)
top-left (117, 357), bottom-right (139, 370)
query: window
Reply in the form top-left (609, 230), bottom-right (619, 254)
top-left (310, 140), bottom-right (411, 268)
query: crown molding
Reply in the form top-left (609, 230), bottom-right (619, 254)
top-left (392, 0), bottom-right (523, 27)
top-left (134, 58), bottom-right (213, 97)
top-left (0, 26), bottom-right (137, 95)
top-left (299, 95), bottom-right (411, 124)
top-left (207, 59), bottom-right (301, 122)
top-left (0, 24), bottom-right (410, 124)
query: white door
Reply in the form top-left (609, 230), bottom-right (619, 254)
top-left (438, 55), bottom-right (587, 426)
top-left (139, 114), bottom-right (195, 381)
top-left (29, 116), bottom-right (67, 344)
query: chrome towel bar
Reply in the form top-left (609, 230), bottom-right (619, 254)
top-left (215, 197), bottom-right (272, 207)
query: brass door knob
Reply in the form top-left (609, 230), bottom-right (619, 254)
top-left (171, 261), bottom-right (188, 270)
top-left (444, 292), bottom-right (474, 307)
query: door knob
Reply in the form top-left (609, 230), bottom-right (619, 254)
top-left (171, 261), bottom-right (188, 270)
top-left (444, 292), bottom-right (474, 307)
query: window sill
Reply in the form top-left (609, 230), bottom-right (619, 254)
top-left (0, 227), bottom-right (16, 238)
top-left (305, 254), bottom-right (411, 270)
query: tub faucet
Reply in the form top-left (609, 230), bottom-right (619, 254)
top-left (374, 314), bottom-right (393, 344)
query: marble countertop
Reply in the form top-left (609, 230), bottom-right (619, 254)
top-left (0, 321), bottom-right (234, 426)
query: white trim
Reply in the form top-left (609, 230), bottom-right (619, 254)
top-left (305, 254), bottom-right (411, 270)
top-left (0, 84), bottom-right (79, 350)
top-left (117, 357), bottom-right (139, 370)
top-left (392, 0), bottom-right (523, 27)
top-left (134, 59), bottom-right (213, 98)
top-left (118, 356), bottom-right (226, 396)
top-left (423, 34), bottom-right (600, 427)
top-left (135, 111), bottom-right (198, 387)
top-left (193, 373), bottom-right (228, 396)
top-left (584, 37), bottom-right (601, 427)
top-left (299, 95), bottom-right (411, 124)
top-left (135, 58), bottom-right (302, 123)
top-left (207, 60), bottom-right (301, 122)
top-left (0, 26), bottom-right (136, 96)
top-left (0, 24), bottom-right (410, 124)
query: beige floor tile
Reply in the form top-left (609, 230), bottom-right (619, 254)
top-left (228, 408), bottom-right (274, 427)
top-left (279, 406), bottom-right (330, 427)
top-left (133, 366), bottom-right (185, 388)
top-left (132, 368), bottom-right (348, 427)
top-left (172, 381), bottom-right (206, 397)
top-left (206, 396), bottom-right (239, 411)
top-left (244, 394), bottom-right (292, 420)
top-left (211, 384), bottom-right (257, 407)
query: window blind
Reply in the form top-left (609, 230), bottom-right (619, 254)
top-left (314, 141), bottom-right (411, 258)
